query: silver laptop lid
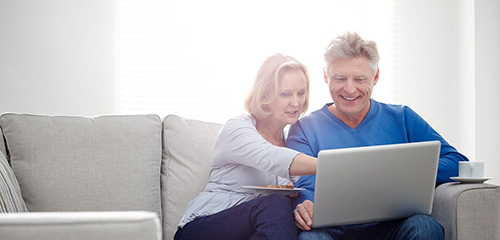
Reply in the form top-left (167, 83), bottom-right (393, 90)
top-left (312, 141), bottom-right (440, 228)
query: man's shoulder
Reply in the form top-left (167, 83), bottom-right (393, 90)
top-left (372, 99), bottom-right (410, 114)
top-left (296, 104), bottom-right (330, 125)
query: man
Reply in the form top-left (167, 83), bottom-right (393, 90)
top-left (286, 32), bottom-right (468, 240)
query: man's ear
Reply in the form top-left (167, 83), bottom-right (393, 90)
top-left (323, 68), bottom-right (328, 84)
top-left (373, 69), bottom-right (380, 86)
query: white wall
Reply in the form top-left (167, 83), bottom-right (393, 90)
top-left (397, 0), bottom-right (472, 158)
top-left (0, 0), bottom-right (498, 183)
top-left (0, 0), bottom-right (117, 116)
top-left (397, 0), bottom-right (499, 185)
top-left (475, 0), bottom-right (500, 185)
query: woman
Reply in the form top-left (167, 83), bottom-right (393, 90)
top-left (174, 53), bottom-right (317, 240)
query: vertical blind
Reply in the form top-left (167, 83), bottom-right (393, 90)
top-left (118, 0), bottom-right (398, 123)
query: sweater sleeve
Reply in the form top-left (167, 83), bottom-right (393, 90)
top-left (403, 107), bottom-right (469, 185)
top-left (287, 121), bottom-right (317, 208)
top-left (213, 116), bottom-right (300, 180)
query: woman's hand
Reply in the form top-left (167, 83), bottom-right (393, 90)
top-left (294, 200), bottom-right (314, 231)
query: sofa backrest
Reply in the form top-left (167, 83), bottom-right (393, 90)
top-left (0, 113), bottom-right (163, 217)
top-left (0, 127), bottom-right (5, 157)
top-left (161, 115), bottom-right (222, 240)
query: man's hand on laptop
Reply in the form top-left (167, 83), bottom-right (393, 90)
top-left (294, 200), bottom-right (314, 230)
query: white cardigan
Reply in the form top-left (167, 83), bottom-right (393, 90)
top-left (178, 114), bottom-right (300, 227)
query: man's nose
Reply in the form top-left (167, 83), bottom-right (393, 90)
top-left (344, 80), bottom-right (356, 94)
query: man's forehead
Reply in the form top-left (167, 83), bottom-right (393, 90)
top-left (326, 62), bottom-right (374, 76)
top-left (326, 67), bottom-right (370, 77)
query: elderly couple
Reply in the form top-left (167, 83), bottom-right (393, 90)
top-left (174, 32), bottom-right (469, 240)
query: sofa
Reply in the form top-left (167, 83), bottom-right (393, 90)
top-left (0, 113), bottom-right (498, 240)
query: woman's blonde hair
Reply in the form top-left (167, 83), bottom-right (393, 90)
top-left (244, 53), bottom-right (310, 120)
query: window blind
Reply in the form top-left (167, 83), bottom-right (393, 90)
top-left (118, 0), bottom-right (398, 123)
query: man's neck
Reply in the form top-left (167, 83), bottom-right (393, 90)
top-left (328, 104), bottom-right (369, 129)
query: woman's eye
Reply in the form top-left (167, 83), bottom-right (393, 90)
top-left (298, 92), bottom-right (306, 96)
top-left (281, 93), bottom-right (291, 97)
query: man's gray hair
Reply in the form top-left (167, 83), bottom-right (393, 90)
top-left (324, 32), bottom-right (380, 74)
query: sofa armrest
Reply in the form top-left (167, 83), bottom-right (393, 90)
top-left (0, 211), bottom-right (161, 240)
top-left (431, 182), bottom-right (500, 240)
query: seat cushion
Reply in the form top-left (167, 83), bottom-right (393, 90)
top-left (161, 115), bottom-right (222, 240)
top-left (0, 211), bottom-right (161, 240)
top-left (0, 113), bottom-right (162, 216)
top-left (0, 151), bottom-right (28, 212)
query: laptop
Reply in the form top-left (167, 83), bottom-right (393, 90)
top-left (311, 140), bottom-right (440, 228)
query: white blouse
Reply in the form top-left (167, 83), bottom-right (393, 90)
top-left (178, 114), bottom-right (300, 228)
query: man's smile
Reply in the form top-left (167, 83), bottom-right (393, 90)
top-left (341, 95), bottom-right (359, 101)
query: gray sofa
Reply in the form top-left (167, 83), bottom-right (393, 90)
top-left (0, 113), bottom-right (498, 240)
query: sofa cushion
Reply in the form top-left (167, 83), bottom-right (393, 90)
top-left (161, 115), bottom-right (222, 240)
top-left (0, 151), bottom-right (28, 212)
top-left (0, 113), bottom-right (162, 217)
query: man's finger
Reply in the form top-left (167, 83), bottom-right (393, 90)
top-left (296, 204), bottom-right (313, 227)
top-left (294, 209), bottom-right (309, 230)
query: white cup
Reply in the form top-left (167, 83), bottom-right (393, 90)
top-left (459, 161), bottom-right (484, 178)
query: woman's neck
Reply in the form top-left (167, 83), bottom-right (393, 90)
top-left (256, 118), bottom-right (286, 147)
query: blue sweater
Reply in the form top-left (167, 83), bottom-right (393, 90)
top-left (286, 99), bottom-right (469, 207)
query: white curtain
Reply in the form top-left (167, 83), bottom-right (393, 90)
top-left (118, 0), bottom-right (397, 123)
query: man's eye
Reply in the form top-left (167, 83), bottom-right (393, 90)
top-left (334, 78), bottom-right (345, 81)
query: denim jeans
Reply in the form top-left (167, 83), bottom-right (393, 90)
top-left (174, 193), bottom-right (298, 240)
top-left (298, 214), bottom-right (444, 240)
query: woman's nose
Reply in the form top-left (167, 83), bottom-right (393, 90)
top-left (290, 95), bottom-right (299, 106)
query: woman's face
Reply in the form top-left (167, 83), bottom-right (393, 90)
top-left (268, 69), bottom-right (307, 126)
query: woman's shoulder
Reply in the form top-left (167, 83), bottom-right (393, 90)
top-left (218, 114), bottom-right (257, 137)
top-left (223, 114), bottom-right (255, 128)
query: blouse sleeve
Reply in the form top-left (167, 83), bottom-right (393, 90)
top-left (212, 116), bottom-right (300, 180)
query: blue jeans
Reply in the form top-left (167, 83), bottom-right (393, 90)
top-left (298, 214), bottom-right (444, 240)
top-left (174, 193), bottom-right (298, 240)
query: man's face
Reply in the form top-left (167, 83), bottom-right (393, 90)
top-left (324, 56), bottom-right (379, 121)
